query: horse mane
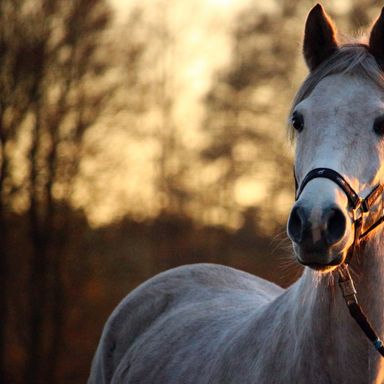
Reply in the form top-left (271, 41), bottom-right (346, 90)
top-left (289, 43), bottom-right (384, 138)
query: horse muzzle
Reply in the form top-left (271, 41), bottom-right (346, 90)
top-left (287, 203), bottom-right (349, 270)
top-left (288, 167), bottom-right (384, 272)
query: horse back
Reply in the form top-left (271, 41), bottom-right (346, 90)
top-left (88, 263), bottom-right (283, 383)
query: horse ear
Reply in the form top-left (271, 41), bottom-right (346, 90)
top-left (303, 4), bottom-right (339, 71)
top-left (369, 8), bottom-right (384, 70)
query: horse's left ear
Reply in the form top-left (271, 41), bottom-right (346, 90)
top-left (303, 4), bottom-right (339, 71)
top-left (369, 8), bottom-right (384, 70)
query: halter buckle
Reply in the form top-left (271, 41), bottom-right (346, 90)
top-left (338, 265), bottom-right (358, 305)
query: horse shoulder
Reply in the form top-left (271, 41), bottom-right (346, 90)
top-left (88, 263), bottom-right (283, 383)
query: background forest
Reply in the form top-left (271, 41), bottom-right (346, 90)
top-left (1, 0), bottom-right (380, 382)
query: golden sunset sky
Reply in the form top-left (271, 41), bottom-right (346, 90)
top-left (75, 0), bottom-right (354, 227)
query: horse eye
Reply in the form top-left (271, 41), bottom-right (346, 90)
top-left (373, 117), bottom-right (384, 136)
top-left (291, 111), bottom-right (304, 132)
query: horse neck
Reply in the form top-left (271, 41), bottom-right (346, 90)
top-left (287, 229), bottom-right (384, 381)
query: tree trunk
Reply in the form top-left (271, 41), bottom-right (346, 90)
top-left (0, 134), bottom-right (8, 384)
top-left (25, 105), bottom-right (48, 384)
top-left (45, 230), bottom-right (66, 383)
top-left (44, 130), bottom-right (62, 383)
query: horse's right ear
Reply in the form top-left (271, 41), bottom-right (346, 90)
top-left (303, 4), bottom-right (339, 71)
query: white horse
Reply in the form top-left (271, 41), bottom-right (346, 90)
top-left (89, 5), bottom-right (384, 383)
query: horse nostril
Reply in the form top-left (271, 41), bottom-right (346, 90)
top-left (325, 207), bottom-right (346, 245)
top-left (288, 205), bottom-right (347, 247)
top-left (287, 205), bottom-right (306, 244)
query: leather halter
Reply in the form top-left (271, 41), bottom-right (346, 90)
top-left (295, 167), bottom-right (384, 263)
top-left (294, 167), bottom-right (384, 356)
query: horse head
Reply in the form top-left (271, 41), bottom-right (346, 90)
top-left (287, 4), bottom-right (384, 272)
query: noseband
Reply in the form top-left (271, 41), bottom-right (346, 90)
top-left (294, 167), bottom-right (384, 356)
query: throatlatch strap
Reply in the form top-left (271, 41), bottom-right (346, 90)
top-left (348, 303), bottom-right (384, 356)
top-left (338, 265), bottom-right (384, 356)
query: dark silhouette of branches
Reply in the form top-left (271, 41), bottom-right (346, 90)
top-left (0, 0), bottom-right (112, 382)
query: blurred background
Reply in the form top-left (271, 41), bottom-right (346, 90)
top-left (0, 0), bottom-right (380, 382)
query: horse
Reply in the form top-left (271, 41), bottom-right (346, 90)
top-left (89, 5), bottom-right (384, 383)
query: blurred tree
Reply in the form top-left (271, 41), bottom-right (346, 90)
top-left (200, 1), bottom-right (310, 228)
top-left (148, 1), bottom-right (191, 216)
top-left (0, 0), bottom-right (112, 382)
top-left (121, 0), bottom-right (192, 218)
top-left (347, 0), bottom-right (377, 30)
